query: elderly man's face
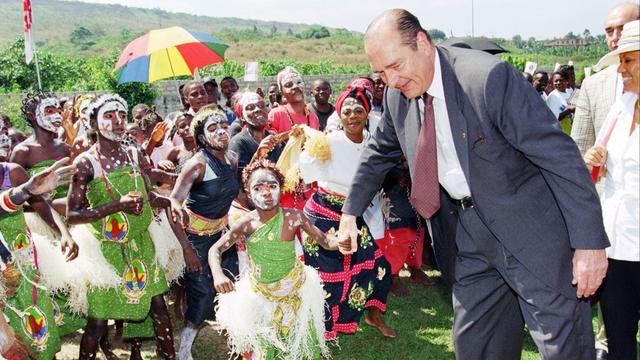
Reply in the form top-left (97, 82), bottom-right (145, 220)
top-left (365, 27), bottom-right (435, 100)
top-left (605, 6), bottom-right (638, 50)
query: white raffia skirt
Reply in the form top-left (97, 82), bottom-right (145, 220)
top-left (215, 262), bottom-right (329, 360)
top-left (29, 211), bottom-right (185, 316)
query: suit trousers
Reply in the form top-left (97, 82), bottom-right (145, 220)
top-left (451, 206), bottom-right (595, 360)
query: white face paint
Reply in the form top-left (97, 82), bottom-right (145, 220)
top-left (79, 99), bottom-right (92, 128)
top-left (0, 134), bottom-right (10, 158)
top-left (340, 103), bottom-right (366, 115)
top-left (241, 93), bottom-right (267, 127)
top-left (204, 114), bottom-right (229, 149)
top-left (249, 169), bottom-right (281, 210)
top-left (281, 73), bottom-right (305, 90)
top-left (97, 101), bottom-right (127, 142)
top-left (35, 97), bottom-right (62, 133)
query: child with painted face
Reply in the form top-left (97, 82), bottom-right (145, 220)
top-left (66, 94), bottom-right (178, 360)
top-left (168, 106), bottom-right (240, 360)
top-left (209, 159), bottom-right (347, 360)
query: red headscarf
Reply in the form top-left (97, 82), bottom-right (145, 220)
top-left (335, 84), bottom-right (372, 116)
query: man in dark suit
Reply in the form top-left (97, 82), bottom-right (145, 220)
top-left (338, 9), bottom-right (610, 359)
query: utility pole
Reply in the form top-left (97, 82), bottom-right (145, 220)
top-left (471, 0), bottom-right (475, 37)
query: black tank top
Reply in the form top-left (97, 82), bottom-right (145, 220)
top-left (185, 149), bottom-right (240, 220)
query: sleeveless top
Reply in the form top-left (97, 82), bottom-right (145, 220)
top-left (185, 149), bottom-right (240, 220)
top-left (246, 209), bottom-right (296, 284)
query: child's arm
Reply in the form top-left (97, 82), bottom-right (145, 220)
top-left (296, 209), bottom-right (350, 252)
top-left (208, 217), bottom-right (249, 293)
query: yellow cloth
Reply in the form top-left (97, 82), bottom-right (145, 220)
top-left (276, 126), bottom-right (329, 193)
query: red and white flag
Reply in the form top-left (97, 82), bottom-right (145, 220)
top-left (23, 0), bottom-right (35, 64)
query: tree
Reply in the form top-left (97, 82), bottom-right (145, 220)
top-left (564, 32), bottom-right (578, 40)
top-left (428, 29), bottom-right (447, 42)
top-left (583, 29), bottom-right (592, 40)
top-left (286, 28), bottom-right (294, 37)
top-left (299, 26), bottom-right (330, 39)
top-left (69, 26), bottom-right (93, 44)
top-left (511, 35), bottom-right (524, 48)
top-left (269, 25), bottom-right (277, 37)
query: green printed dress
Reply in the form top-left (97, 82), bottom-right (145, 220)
top-left (0, 210), bottom-right (61, 360)
top-left (28, 160), bottom-right (87, 337)
top-left (84, 163), bottom-right (167, 335)
top-left (215, 209), bottom-right (328, 360)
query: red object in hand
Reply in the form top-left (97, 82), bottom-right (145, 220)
top-left (591, 166), bottom-right (600, 183)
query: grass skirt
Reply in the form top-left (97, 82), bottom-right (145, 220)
top-left (147, 211), bottom-right (185, 283)
top-left (216, 262), bottom-right (329, 359)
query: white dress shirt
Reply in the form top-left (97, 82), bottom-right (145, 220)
top-left (418, 49), bottom-right (471, 200)
top-left (598, 92), bottom-right (639, 262)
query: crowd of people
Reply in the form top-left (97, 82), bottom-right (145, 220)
top-left (0, 4), bottom-right (638, 360)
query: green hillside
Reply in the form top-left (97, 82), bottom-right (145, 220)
top-left (0, 0), bottom-right (367, 64)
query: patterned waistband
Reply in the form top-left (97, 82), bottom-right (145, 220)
top-left (304, 188), bottom-right (344, 222)
top-left (250, 260), bottom-right (306, 301)
top-left (184, 209), bottom-right (228, 236)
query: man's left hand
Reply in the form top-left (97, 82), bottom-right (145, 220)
top-left (572, 249), bottom-right (608, 298)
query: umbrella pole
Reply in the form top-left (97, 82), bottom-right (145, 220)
top-left (165, 48), bottom-right (182, 112)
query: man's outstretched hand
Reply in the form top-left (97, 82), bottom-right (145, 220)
top-left (572, 249), bottom-right (608, 298)
top-left (337, 214), bottom-right (359, 255)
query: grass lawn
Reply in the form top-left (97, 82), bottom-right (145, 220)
top-left (57, 269), bottom-right (555, 359)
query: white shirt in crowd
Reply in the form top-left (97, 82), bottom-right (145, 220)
top-left (545, 89), bottom-right (571, 119)
top-left (598, 92), bottom-right (639, 262)
top-left (299, 130), bottom-right (385, 239)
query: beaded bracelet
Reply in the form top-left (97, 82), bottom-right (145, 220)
top-left (0, 191), bottom-right (20, 213)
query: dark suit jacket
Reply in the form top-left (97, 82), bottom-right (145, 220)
top-left (343, 46), bottom-right (609, 298)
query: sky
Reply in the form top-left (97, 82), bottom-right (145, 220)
top-left (67, 0), bottom-right (623, 39)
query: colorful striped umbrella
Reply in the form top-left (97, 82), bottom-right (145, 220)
top-left (114, 26), bottom-right (228, 84)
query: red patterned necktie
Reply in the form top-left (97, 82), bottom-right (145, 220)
top-left (410, 94), bottom-right (440, 219)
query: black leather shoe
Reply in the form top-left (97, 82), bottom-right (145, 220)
top-left (595, 349), bottom-right (608, 360)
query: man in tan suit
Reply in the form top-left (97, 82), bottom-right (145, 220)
top-left (571, 4), bottom-right (639, 359)
top-left (571, 2), bottom-right (639, 155)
